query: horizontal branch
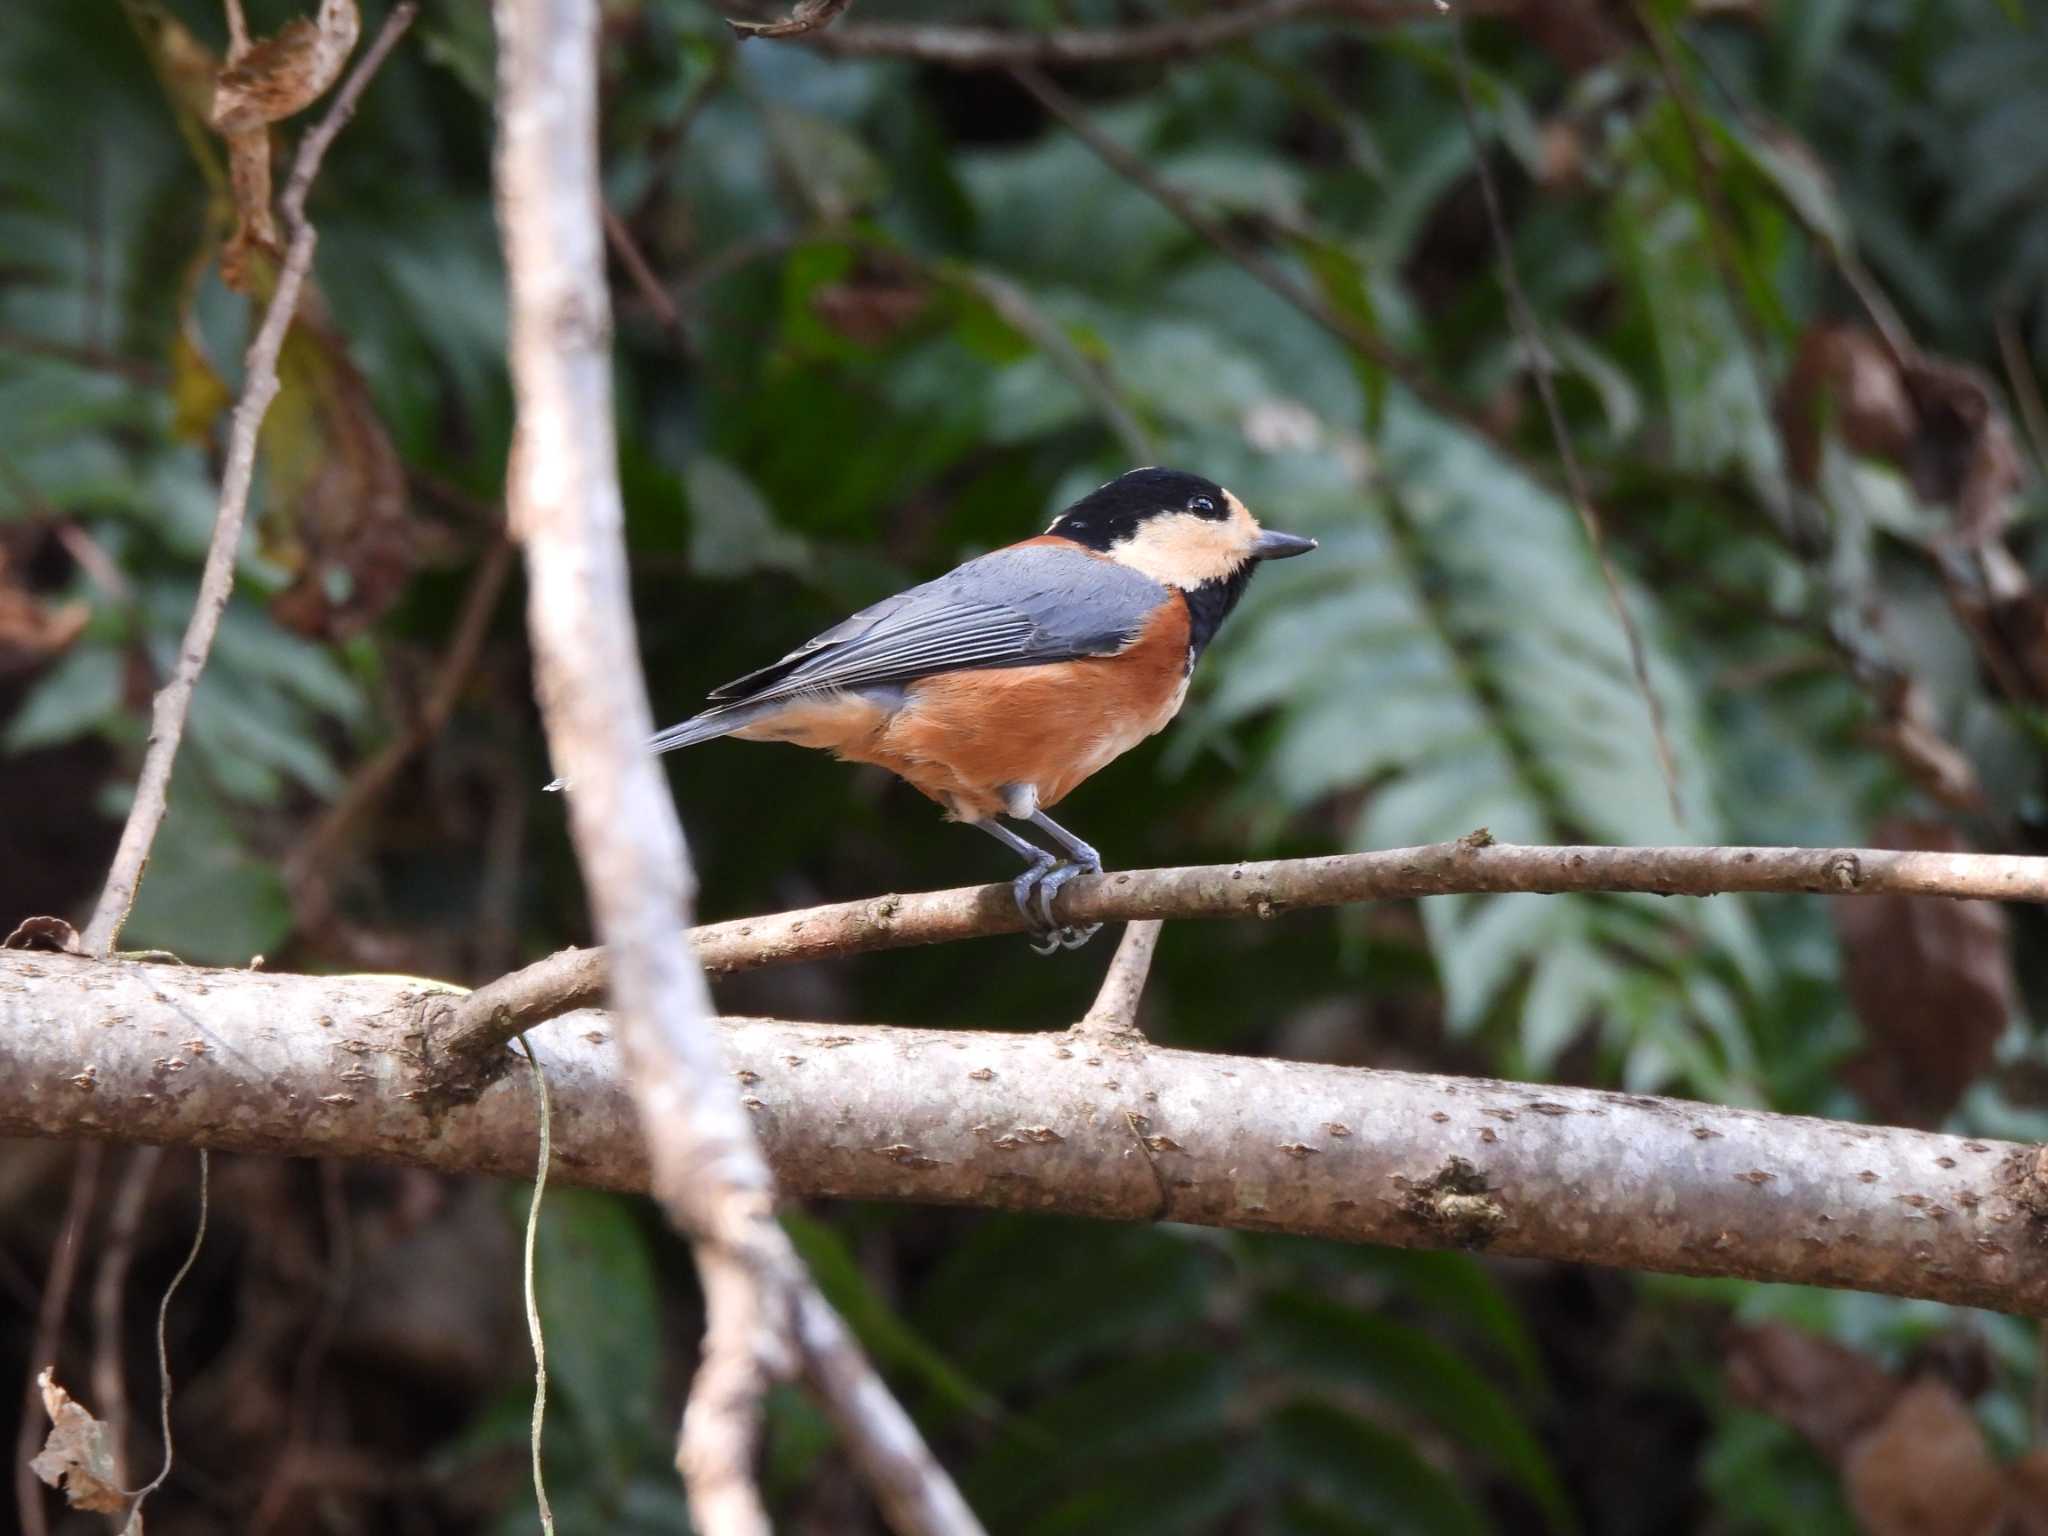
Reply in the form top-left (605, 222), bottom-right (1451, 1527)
top-left (7, 949), bottom-right (2048, 1316)
top-left (793, 0), bottom-right (1463, 67)
top-left (440, 838), bottom-right (2048, 1060)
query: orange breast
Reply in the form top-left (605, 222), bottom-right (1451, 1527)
top-left (853, 596), bottom-right (1192, 820)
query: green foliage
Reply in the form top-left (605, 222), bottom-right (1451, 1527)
top-left (7, 0), bottom-right (2048, 1530)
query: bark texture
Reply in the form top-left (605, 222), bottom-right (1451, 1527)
top-left (439, 838), bottom-right (2048, 1058)
top-left (9, 949), bottom-right (2048, 1316)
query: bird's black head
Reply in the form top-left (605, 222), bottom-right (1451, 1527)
top-left (1046, 467), bottom-right (1317, 657)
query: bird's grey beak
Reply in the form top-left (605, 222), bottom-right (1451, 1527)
top-left (1251, 529), bottom-right (1318, 561)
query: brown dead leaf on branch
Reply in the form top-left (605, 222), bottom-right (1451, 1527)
top-left (1779, 323), bottom-right (2047, 704)
top-left (1859, 676), bottom-right (1985, 814)
top-left (0, 537), bottom-right (89, 677)
top-left (1728, 1323), bottom-right (2048, 1536)
top-left (29, 1370), bottom-right (131, 1520)
top-left (211, 0), bottom-right (361, 289)
top-left (211, 0), bottom-right (361, 132)
top-left (259, 302), bottom-right (413, 640)
top-left (1778, 325), bottom-right (2024, 542)
top-left (123, 0), bottom-right (417, 639)
top-left (1832, 817), bottom-right (2010, 1127)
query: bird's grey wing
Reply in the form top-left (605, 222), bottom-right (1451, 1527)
top-left (705, 544), bottom-right (1170, 708)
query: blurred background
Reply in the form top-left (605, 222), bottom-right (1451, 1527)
top-left (6, 0), bottom-right (2048, 1530)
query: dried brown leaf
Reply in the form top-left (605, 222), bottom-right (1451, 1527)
top-left (210, 0), bottom-right (361, 288)
top-left (1987, 588), bottom-right (2048, 701)
top-left (1833, 817), bottom-right (2010, 1127)
top-left (30, 1370), bottom-right (130, 1517)
top-left (728, 0), bottom-right (858, 40)
top-left (3, 916), bottom-right (84, 954)
top-left (1776, 325), bottom-right (2026, 544)
top-left (1861, 679), bottom-right (1985, 814)
top-left (210, 0), bottom-right (362, 133)
top-left (2004, 1449), bottom-right (2048, 1535)
top-left (0, 544), bottom-right (89, 677)
top-left (1732, 1326), bottom-right (2048, 1535)
top-left (810, 276), bottom-right (929, 347)
top-left (1725, 1321), bottom-right (1901, 1461)
top-left (1842, 1380), bottom-right (2006, 1536)
top-left (1899, 354), bottom-right (2026, 545)
top-left (222, 130), bottom-right (279, 290)
top-left (259, 308), bottom-right (415, 640)
top-left (1778, 325), bottom-right (1916, 487)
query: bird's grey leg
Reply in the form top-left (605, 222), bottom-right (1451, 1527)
top-left (1026, 810), bottom-right (1104, 951)
top-left (973, 820), bottom-right (1069, 956)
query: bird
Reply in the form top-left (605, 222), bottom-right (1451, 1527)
top-left (554, 467), bottom-right (1316, 953)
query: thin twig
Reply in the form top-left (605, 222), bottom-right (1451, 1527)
top-left (1075, 920), bottom-right (1162, 1038)
top-left (15, 1146), bottom-right (101, 1536)
top-left (121, 1149), bottom-right (209, 1527)
top-left (796, 0), bottom-right (1460, 66)
top-left (491, 0), bottom-right (979, 1529)
top-left (90, 1146), bottom-right (162, 1491)
top-left (1010, 65), bottom-right (1514, 462)
top-left (1997, 308), bottom-right (2048, 480)
top-left (516, 1036), bottom-right (557, 1535)
top-left (81, 2), bottom-right (419, 958)
top-left (604, 204), bottom-right (698, 357)
top-left (286, 532), bottom-right (515, 910)
top-left (1442, 10), bottom-right (1684, 822)
top-left (947, 265), bottom-right (1154, 463)
top-left (494, 0), bottom-right (785, 1524)
top-left (224, 0), bottom-right (252, 57)
top-left (432, 837), bottom-right (2048, 1059)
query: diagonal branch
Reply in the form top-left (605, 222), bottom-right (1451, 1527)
top-left (81, 3), bottom-right (418, 958)
top-left (1075, 920), bottom-right (1163, 1039)
top-left (431, 837), bottom-right (2048, 1065)
top-left (10, 947), bottom-right (2048, 1318)
top-left (490, 1), bottom-right (977, 1531)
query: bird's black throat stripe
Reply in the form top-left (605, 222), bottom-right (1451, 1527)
top-left (1181, 562), bottom-right (1258, 667)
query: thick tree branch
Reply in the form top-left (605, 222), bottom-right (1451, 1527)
top-left (437, 838), bottom-right (2048, 1061)
top-left (490, 2), bottom-right (974, 1530)
top-left (790, 0), bottom-right (1457, 66)
top-left (7, 948), bottom-right (2048, 1316)
top-left (81, 4), bottom-right (416, 957)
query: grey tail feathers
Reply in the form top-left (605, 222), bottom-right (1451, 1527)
top-left (541, 701), bottom-right (760, 792)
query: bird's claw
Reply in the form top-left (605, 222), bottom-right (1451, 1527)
top-left (1024, 860), bottom-right (1105, 958)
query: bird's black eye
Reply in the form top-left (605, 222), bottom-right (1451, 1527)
top-left (1188, 495), bottom-right (1216, 515)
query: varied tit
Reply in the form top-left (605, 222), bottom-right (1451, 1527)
top-left (556, 467), bottom-right (1316, 953)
